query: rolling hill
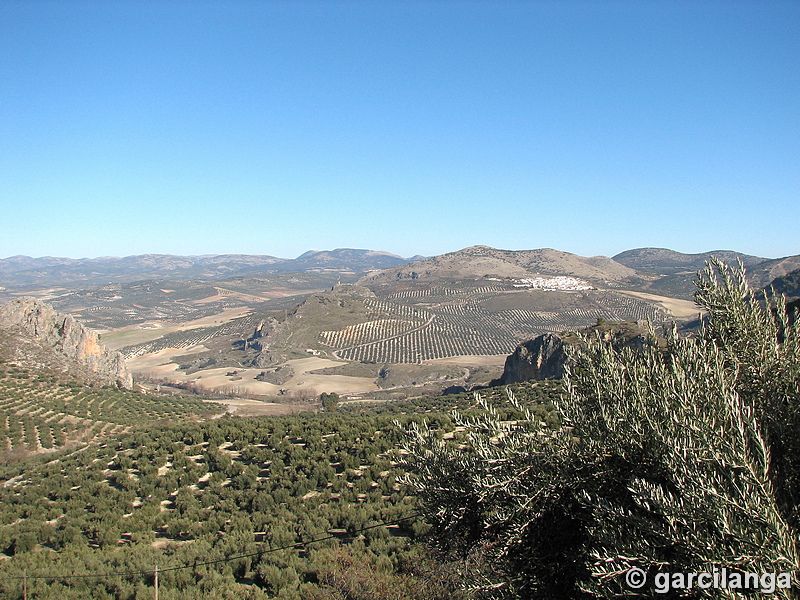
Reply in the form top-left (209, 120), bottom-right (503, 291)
top-left (612, 248), bottom-right (800, 300)
top-left (746, 256), bottom-right (800, 289)
top-left (612, 247), bottom-right (766, 275)
top-left (766, 268), bottom-right (800, 299)
top-left (359, 245), bottom-right (639, 287)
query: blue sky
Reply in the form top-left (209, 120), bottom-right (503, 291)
top-left (1, 1), bottom-right (797, 260)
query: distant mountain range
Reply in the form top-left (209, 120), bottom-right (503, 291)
top-left (2, 246), bottom-right (798, 299)
top-left (0, 249), bottom-right (416, 289)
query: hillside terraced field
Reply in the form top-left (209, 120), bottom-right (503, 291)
top-left (119, 313), bottom-right (264, 359)
top-left (120, 283), bottom-right (670, 371)
top-left (0, 368), bottom-right (219, 454)
top-left (323, 286), bottom-right (668, 363)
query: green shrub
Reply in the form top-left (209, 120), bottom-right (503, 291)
top-left (403, 259), bottom-right (800, 598)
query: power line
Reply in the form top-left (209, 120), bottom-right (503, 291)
top-left (0, 510), bottom-right (423, 582)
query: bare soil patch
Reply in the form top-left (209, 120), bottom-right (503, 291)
top-left (617, 291), bottom-right (701, 319)
top-left (101, 328), bottom-right (174, 350)
top-left (129, 355), bottom-right (378, 398)
top-left (205, 398), bottom-right (309, 417)
top-left (127, 345), bottom-right (209, 376)
top-left (176, 306), bottom-right (254, 328)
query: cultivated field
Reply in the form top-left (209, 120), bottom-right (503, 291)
top-left (0, 367), bottom-right (218, 455)
top-left (118, 313), bottom-right (264, 358)
top-left (322, 286), bottom-right (669, 363)
top-left (113, 281), bottom-right (671, 398)
top-left (128, 355), bottom-right (380, 399)
top-left (99, 306), bottom-right (253, 350)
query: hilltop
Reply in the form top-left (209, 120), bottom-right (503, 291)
top-left (612, 247), bottom-right (766, 275)
top-left (358, 245), bottom-right (638, 287)
top-left (613, 248), bottom-right (800, 299)
top-left (289, 248), bottom-right (414, 272)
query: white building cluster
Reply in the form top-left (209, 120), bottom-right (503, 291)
top-left (512, 276), bottom-right (594, 291)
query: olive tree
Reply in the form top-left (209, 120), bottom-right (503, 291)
top-left (403, 260), bottom-right (799, 598)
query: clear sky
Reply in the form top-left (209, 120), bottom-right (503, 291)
top-left (1, 0), bottom-right (797, 260)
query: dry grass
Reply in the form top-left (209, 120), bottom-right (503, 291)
top-left (205, 398), bottom-right (309, 417)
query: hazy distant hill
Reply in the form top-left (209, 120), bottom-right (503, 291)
top-left (0, 249), bottom-right (413, 289)
top-left (746, 256), bottom-right (800, 289)
top-left (613, 247), bottom-right (766, 275)
top-left (0, 254), bottom-right (283, 287)
top-left (0, 255), bottom-right (82, 274)
top-left (275, 248), bottom-right (411, 272)
top-left (767, 269), bottom-right (800, 298)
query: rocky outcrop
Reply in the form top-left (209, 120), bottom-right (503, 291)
top-left (500, 333), bottom-right (569, 384)
top-left (255, 365), bottom-right (294, 385)
top-left (0, 297), bottom-right (132, 388)
top-left (500, 322), bottom-right (657, 385)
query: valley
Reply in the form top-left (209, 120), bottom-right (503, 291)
top-left (4, 3), bottom-right (796, 595)
top-left (4, 242), bottom-right (795, 455)
top-left (111, 286), bottom-right (671, 400)
top-left (0, 244), bottom-right (798, 599)
top-left (6, 245), bottom-right (784, 403)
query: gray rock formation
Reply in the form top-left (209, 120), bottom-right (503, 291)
top-left (0, 297), bottom-right (132, 388)
top-left (500, 322), bottom-right (657, 385)
top-left (500, 333), bottom-right (569, 384)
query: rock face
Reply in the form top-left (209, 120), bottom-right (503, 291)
top-left (0, 297), bottom-right (132, 388)
top-left (500, 333), bottom-right (569, 384)
top-left (500, 322), bottom-right (656, 385)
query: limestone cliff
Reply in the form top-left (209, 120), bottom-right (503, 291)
top-left (0, 297), bottom-right (132, 388)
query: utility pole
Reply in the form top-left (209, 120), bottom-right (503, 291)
top-left (22, 569), bottom-right (27, 600)
top-left (153, 565), bottom-right (159, 600)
